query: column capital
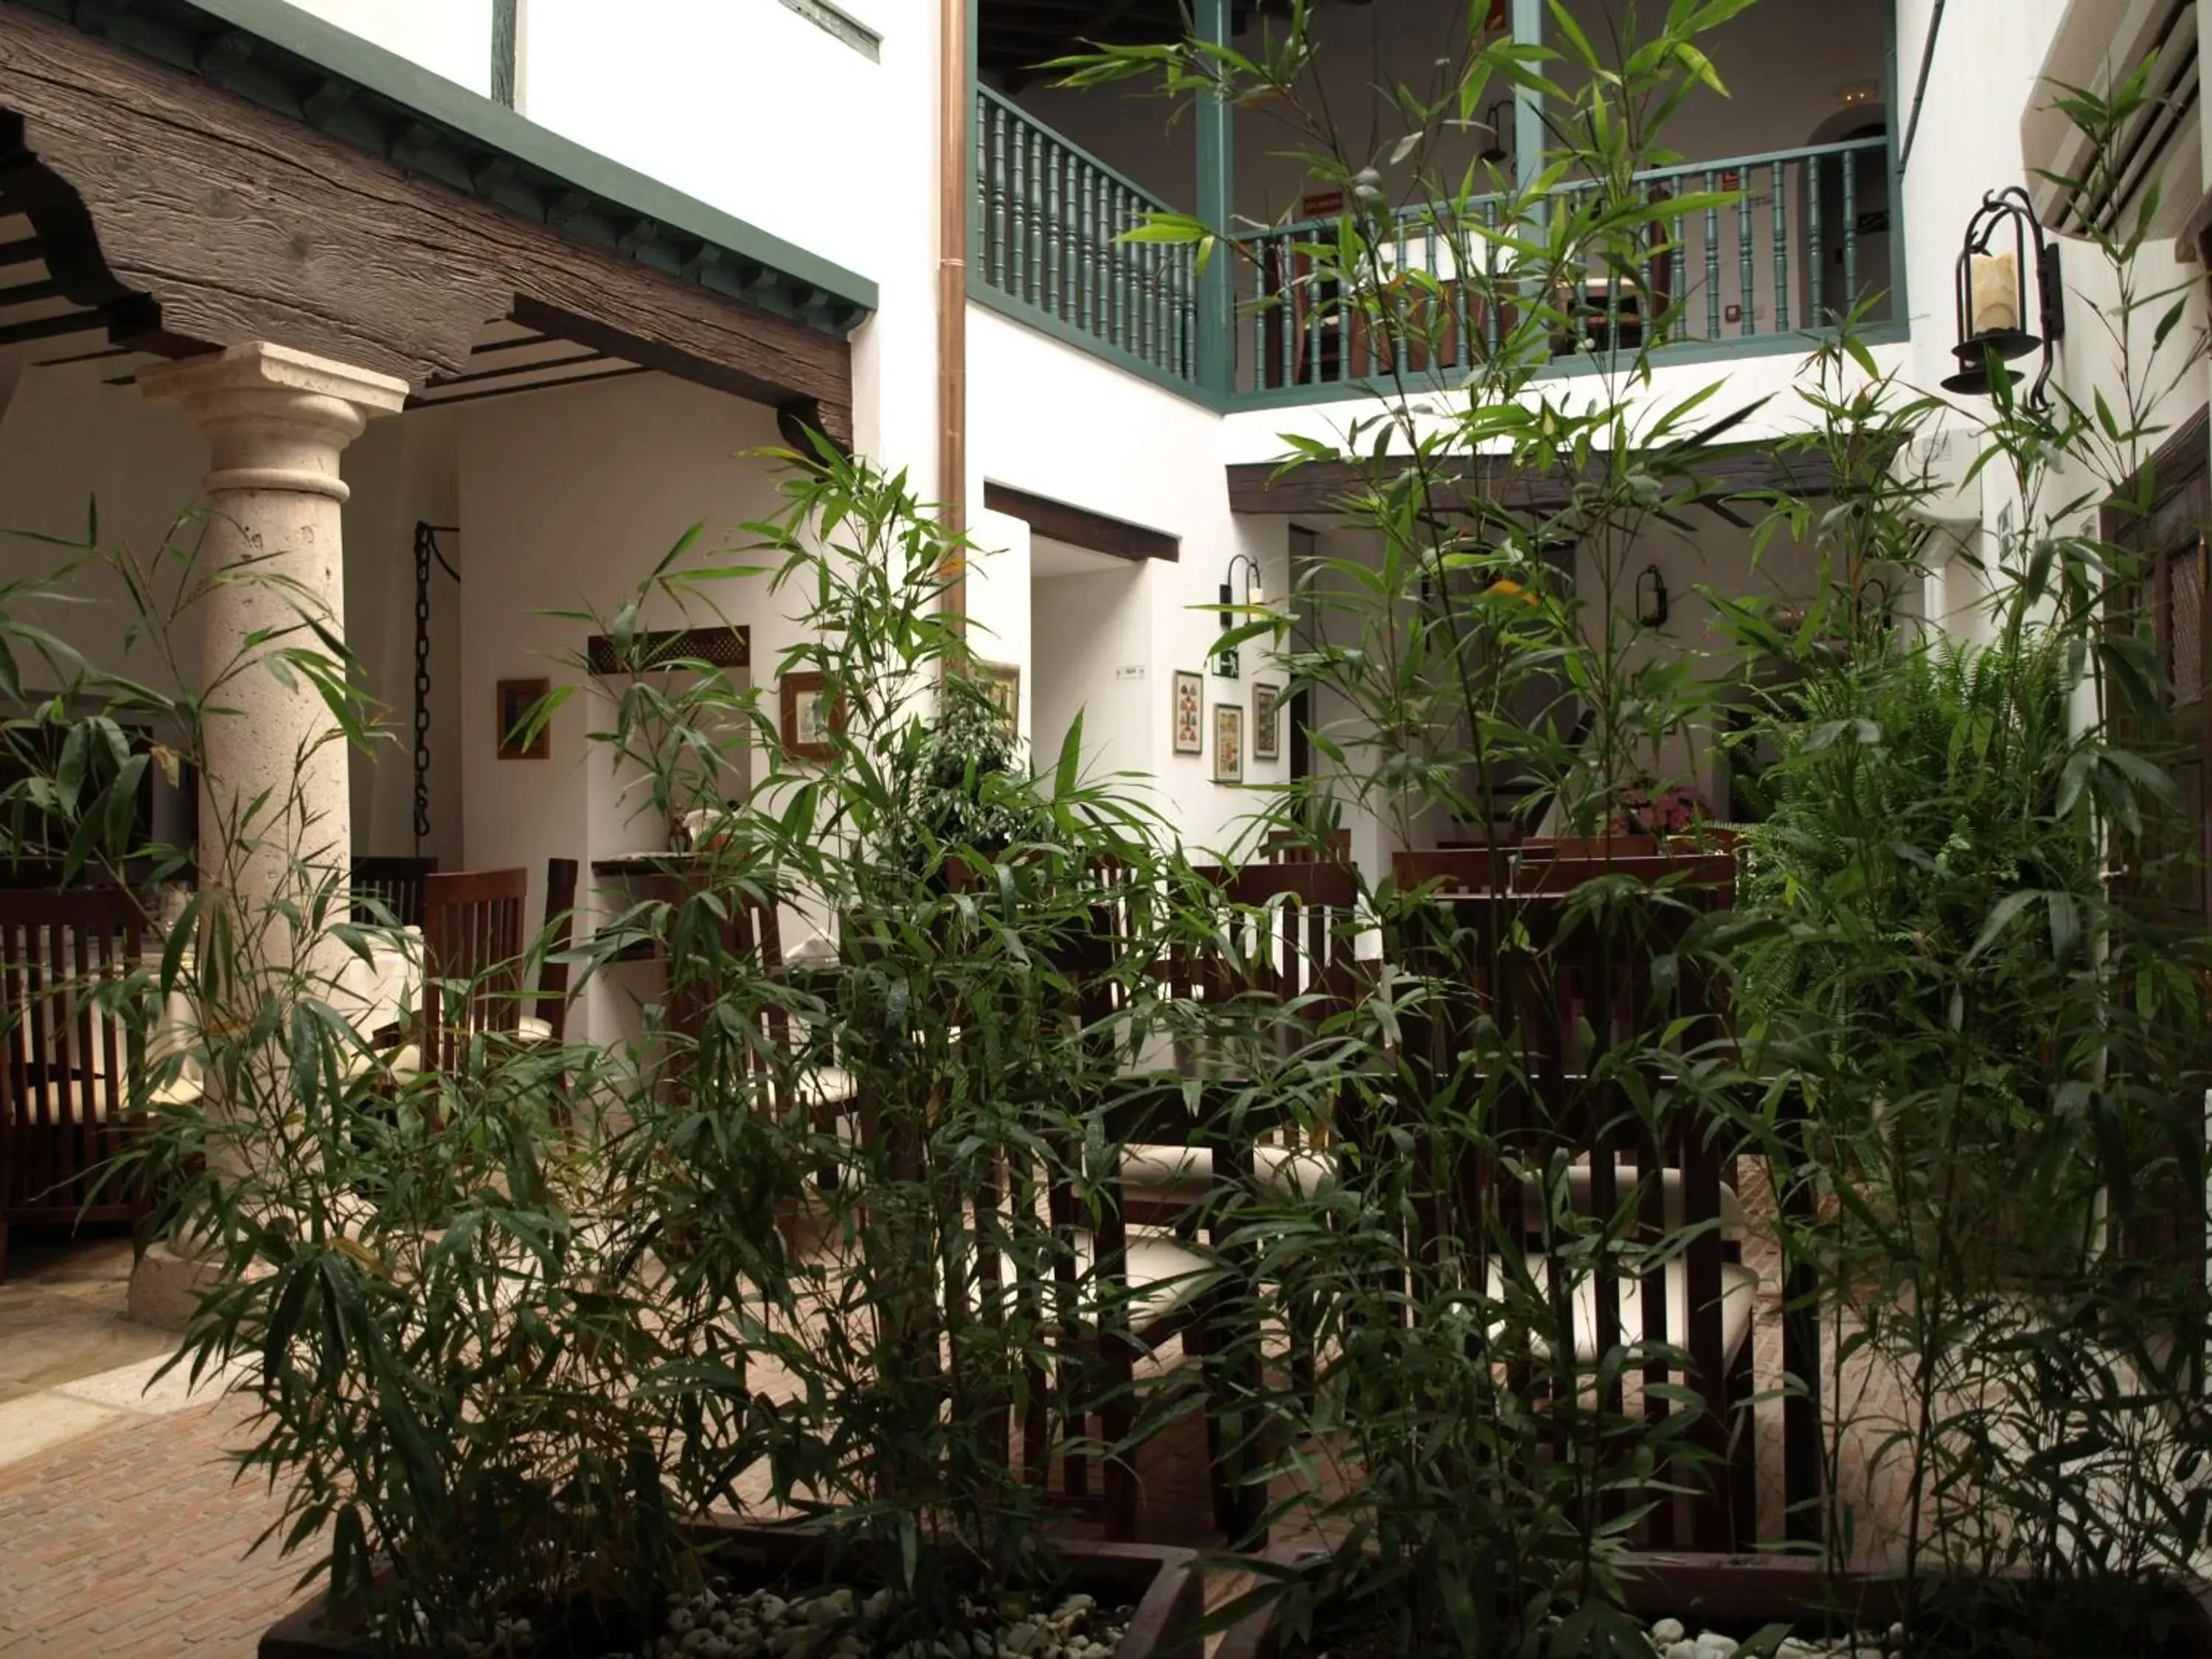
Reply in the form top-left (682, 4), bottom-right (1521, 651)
top-left (141, 342), bottom-right (410, 503)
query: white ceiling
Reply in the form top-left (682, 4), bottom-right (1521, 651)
top-left (1030, 534), bottom-right (1137, 580)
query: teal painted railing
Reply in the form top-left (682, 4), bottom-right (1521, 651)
top-left (1228, 136), bottom-right (1895, 401)
top-left (967, 114), bottom-right (1896, 406)
top-left (973, 86), bottom-right (1199, 386)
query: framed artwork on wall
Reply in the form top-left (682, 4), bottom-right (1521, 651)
top-left (495, 678), bottom-right (550, 759)
top-left (977, 660), bottom-right (1021, 728)
top-left (1213, 701), bottom-right (1243, 785)
top-left (779, 670), bottom-right (845, 760)
top-left (1251, 681), bottom-right (1283, 763)
top-left (1172, 670), bottom-right (1204, 755)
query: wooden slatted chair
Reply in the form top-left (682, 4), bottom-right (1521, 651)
top-left (0, 888), bottom-right (150, 1280)
top-left (1391, 847), bottom-right (1756, 1551)
top-left (521, 858), bottom-right (581, 1046)
top-left (350, 856), bottom-right (437, 929)
top-left (419, 866), bottom-right (528, 1074)
top-left (986, 873), bottom-right (1251, 1544)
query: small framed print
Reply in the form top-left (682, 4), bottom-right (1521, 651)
top-left (1251, 681), bottom-right (1284, 764)
top-left (978, 660), bottom-right (1020, 728)
top-left (495, 678), bottom-right (550, 759)
top-left (1212, 701), bottom-right (1244, 785)
top-left (779, 670), bottom-right (845, 760)
top-left (1172, 669), bottom-right (1204, 756)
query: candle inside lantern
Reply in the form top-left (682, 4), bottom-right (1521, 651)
top-left (1970, 253), bottom-right (2019, 335)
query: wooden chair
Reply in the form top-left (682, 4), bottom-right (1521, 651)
top-left (1391, 849), bottom-right (1758, 1551)
top-left (990, 875), bottom-right (1254, 1545)
top-left (1261, 827), bottom-right (1352, 864)
top-left (524, 858), bottom-right (580, 1045)
top-left (420, 866), bottom-right (528, 1073)
top-left (351, 856), bottom-right (437, 929)
top-left (0, 888), bottom-right (148, 1280)
top-left (653, 873), bottom-right (853, 1130)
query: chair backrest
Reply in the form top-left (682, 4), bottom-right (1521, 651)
top-left (1394, 858), bottom-right (1742, 1551)
top-left (0, 888), bottom-right (145, 1217)
top-left (652, 874), bottom-right (793, 1113)
top-left (422, 867), bottom-right (528, 1068)
top-left (1262, 827), bottom-right (1352, 864)
top-left (535, 858), bottom-right (580, 1043)
top-left (352, 856), bottom-right (437, 928)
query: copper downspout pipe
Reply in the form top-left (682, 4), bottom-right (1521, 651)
top-left (937, 0), bottom-right (970, 627)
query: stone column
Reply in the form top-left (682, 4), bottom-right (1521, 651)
top-left (139, 343), bottom-right (408, 971)
top-left (128, 344), bottom-right (406, 1330)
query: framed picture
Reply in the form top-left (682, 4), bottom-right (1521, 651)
top-left (978, 660), bottom-right (1020, 728)
top-left (1172, 669), bottom-right (1204, 756)
top-left (1212, 701), bottom-right (1243, 785)
top-left (495, 678), bottom-right (550, 759)
top-left (779, 670), bottom-right (845, 760)
top-left (1251, 681), bottom-right (1284, 764)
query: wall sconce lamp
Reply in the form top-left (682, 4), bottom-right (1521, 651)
top-left (1478, 99), bottom-right (1511, 167)
top-left (1635, 563), bottom-right (1669, 629)
top-left (1940, 187), bottom-right (2065, 411)
top-left (1217, 552), bottom-right (1264, 679)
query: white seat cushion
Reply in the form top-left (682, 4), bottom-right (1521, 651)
top-left (1122, 1141), bottom-right (1339, 1199)
top-left (516, 1015), bottom-right (554, 1043)
top-left (1520, 1164), bottom-right (1746, 1236)
top-left (1486, 1255), bottom-right (1757, 1366)
top-left (793, 1065), bottom-right (856, 1108)
top-left (987, 1228), bottom-right (1211, 1336)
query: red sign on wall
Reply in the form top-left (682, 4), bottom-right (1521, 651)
top-left (1301, 189), bottom-right (1347, 219)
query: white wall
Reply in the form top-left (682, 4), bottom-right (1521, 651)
top-left (340, 408), bottom-right (465, 866)
top-left (1031, 557), bottom-right (1150, 785)
top-left (1896, 0), bottom-right (2212, 643)
top-left (287, 0), bottom-right (496, 97)
top-left (0, 366), bottom-right (469, 863)
top-left (523, 0), bottom-right (897, 283)
top-left (0, 367), bottom-right (207, 696)
top-left (967, 305), bottom-right (1293, 856)
top-left (456, 372), bottom-right (800, 1042)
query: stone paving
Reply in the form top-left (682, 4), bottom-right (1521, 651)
top-left (0, 1211), bottom-right (1924, 1659)
top-left (0, 1230), bottom-right (293, 1658)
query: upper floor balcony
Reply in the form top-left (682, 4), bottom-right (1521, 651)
top-left (972, 0), bottom-right (1903, 410)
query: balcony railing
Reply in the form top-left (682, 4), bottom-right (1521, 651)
top-left (973, 85), bottom-right (1199, 388)
top-left (968, 116), bottom-right (1897, 408)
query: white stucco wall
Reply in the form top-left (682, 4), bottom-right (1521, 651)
top-left (522, 0), bottom-right (897, 284)
top-left (967, 305), bottom-right (1293, 857)
top-left (287, 0), bottom-right (496, 97)
top-left (456, 372), bottom-right (801, 1042)
top-left (0, 367), bottom-right (463, 863)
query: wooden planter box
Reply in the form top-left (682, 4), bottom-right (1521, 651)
top-left (261, 1522), bottom-right (1204, 1659)
top-left (1215, 1552), bottom-right (2212, 1659)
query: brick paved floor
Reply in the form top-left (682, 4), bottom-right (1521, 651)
top-left (0, 1394), bottom-right (302, 1658)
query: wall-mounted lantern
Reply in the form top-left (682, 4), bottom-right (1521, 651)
top-left (1217, 552), bottom-right (1263, 679)
top-left (1940, 187), bottom-right (2065, 411)
top-left (1635, 563), bottom-right (1669, 629)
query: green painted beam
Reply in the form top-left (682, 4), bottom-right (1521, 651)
top-left (24, 0), bottom-right (877, 330)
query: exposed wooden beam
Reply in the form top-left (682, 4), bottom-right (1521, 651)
top-left (984, 480), bottom-right (1179, 561)
top-left (0, 5), bottom-right (853, 441)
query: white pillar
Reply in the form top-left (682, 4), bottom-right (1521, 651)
top-left (140, 344), bottom-right (408, 970)
top-left (128, 344), bottom-right (406, 1332)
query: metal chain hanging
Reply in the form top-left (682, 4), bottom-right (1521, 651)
top-left (412, 523), bottom-right (461, 852)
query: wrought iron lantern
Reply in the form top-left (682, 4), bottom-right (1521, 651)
top-left (1941, 187), bottom-right (2065, 410)
top-left (1635, 563), bottom-right (1669, 629)
top-left (1217, 552), bottom-right (1263, 679)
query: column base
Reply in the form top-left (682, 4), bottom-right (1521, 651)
top-left (126, 1240), bottom-right (227, 1332)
